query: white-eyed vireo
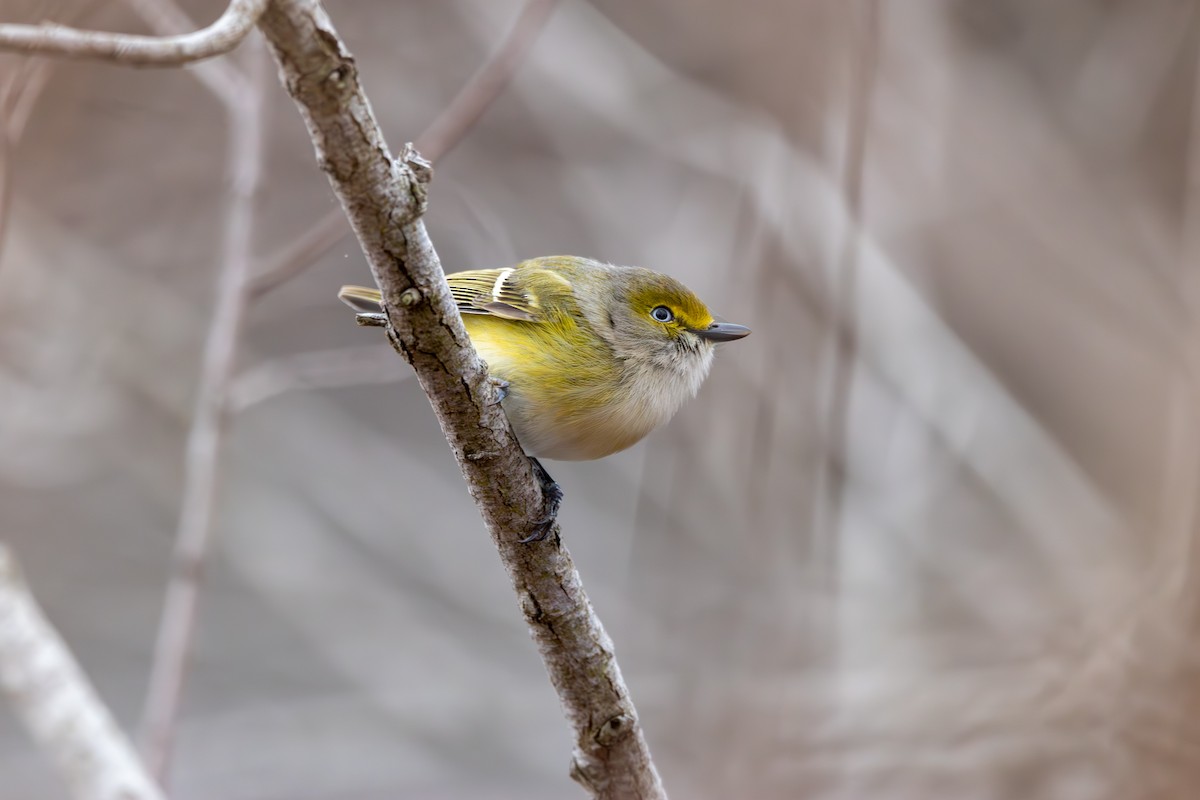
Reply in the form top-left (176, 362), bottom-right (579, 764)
top-left (340, 254), bottom-right (749, 459)
top-left (340, 256), bottom-right (748, 538)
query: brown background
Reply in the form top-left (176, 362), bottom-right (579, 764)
top-left (3, 0), bottom-right (1200, 797)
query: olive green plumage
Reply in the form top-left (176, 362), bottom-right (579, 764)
top-left (339, 255), bottom-right (749, 460)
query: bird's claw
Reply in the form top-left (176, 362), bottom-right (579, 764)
top-left (520, 456), bottom-right (563, 543)
top-left (488, 376), bottom-right (510, 404)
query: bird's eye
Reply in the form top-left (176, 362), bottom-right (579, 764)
top-left (650, 306), bottom-right (674, 323)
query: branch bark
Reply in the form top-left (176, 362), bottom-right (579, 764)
top-left (256, 1), bottom-right (666, 796)
top-left (246, 0), bottom-right (559, 302)
top-left (123, 0), bottom-right (249, 101)
top-left (0, 0), bottom-right (267, 66)
top-left (0, 544), bottom-right (166, 800)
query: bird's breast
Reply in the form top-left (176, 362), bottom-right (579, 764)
top-left (463, 316), bottom-right (694, 460)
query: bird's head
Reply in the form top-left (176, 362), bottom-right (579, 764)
top-left (601, 268), bottom-right (750, 393)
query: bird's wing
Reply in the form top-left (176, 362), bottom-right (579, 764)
top-left (447, 267), bottom-right (573, 323)
top-left (338, 265), bottom-right (576, 323)
top-left (338, 284), bottom-right (385, 314)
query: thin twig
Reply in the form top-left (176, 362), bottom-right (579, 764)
top-left (0, 0), bottom-right (267, 66)
top-left (228, 343), bottom-right (408, 412)
top-left (0, 544), bottom-right (166, 800)
top-left (416, 0), bottom-right (559, 163)
top-left (123, 0), bottom-right (248, 103)
top-left (246, 0), bottom-right (559, 301)
top-left (257, 1), bottom-right (666, 795)
top-left (136, 31), bottom-right (266, 786)
top-left (244, 208), bottom-right (348, 300)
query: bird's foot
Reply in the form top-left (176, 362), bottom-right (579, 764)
top-left (520, 456), bottom-right (563, 543)
top-left (488, 376), bottom-right (510, 404)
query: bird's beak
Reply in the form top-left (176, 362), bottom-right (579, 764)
top-left (693, 322), bottom-right (751, 342)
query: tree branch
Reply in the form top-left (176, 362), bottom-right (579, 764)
top-left (137, 0), bottom-right (560, 784)
top-left (123, 0), bottom-right (249, 101)
top-left (0, 0), bottom-right (267, 66)
top-left (246, 0), bottom-right (558, 301)
top-left (0, 544), bottom-right (166, 800)
top-left (256, 1), bottom-right (666, 796)
top-left (135, 30), bottom-right (267, 785)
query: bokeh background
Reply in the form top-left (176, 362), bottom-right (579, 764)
top-left (4, 0), bottom-right (1200, 797)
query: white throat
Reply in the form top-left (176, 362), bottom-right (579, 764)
top-left (621, 344), bottom-right (716, 432)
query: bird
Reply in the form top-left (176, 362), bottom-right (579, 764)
top-left (338, 255), bottom-right (750, 539)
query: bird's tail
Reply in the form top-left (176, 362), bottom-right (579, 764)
top-left (338, 285), bottom-right (384, 314)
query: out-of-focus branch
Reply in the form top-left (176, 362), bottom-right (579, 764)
top-left (246, 0), bottom-right (558, 301)
top-left (124, 0), bottom-right (248, 103)
top-left (814, 0), bottom-right (880, 563)
top-left (0, 0), bottom-right (267, 66)
top-left (256, 2), bottom-right (665, 796)
top-left (417, 0), bottom-right (559, 163)
top-left (136, 31), bottom-right (267, 786)
top-left (228, 344), bottom-right (408, 411)
top-left (0, 57), bottom-right (53, 264)
top-left (3, 59), bottom-right (54, 140)
top-left (244, 207), bottom-right (348, 300)
top-left (0, 0), bottom-right (93, 264)
top-left (0, 544), bottom-right (166, 800)
top-left (1158, 17), bottom-right (1200, 605)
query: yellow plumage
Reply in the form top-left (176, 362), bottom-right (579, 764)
top-left (338, 256), bottom-right (749, 460)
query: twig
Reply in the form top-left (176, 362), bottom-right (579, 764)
top-left (244, 207), bottom-right (348, 300)
top-left (0, 0), bottom-right (267, 66)
top-left (246, 0), bottom-right (558, 301)
top-left (136, 31), bottom-right (266, 785)
top-left (228, 343), bottom-right (408, 411)
top-left (257, 2), bottom-right (666, 796)
top-left (416, 0), bottom-right (559, 163)
top-left (0, 544), bottom-right (166, 800)
top-left (123, 0), bottom-right (248, 102)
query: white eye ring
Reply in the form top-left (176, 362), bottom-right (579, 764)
top-left (651, 306), bottom-right (674, 323)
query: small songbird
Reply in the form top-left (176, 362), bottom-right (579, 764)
top-left (339, 256), bottom-right (749, 539)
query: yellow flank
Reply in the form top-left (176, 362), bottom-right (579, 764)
top-left (338, 255), bottom-right (750, 460)
top-left (462, 313), bottom-right (634, 460)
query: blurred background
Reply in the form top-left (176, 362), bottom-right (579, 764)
top-left (3, 0), bottom-right (1200, 797)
